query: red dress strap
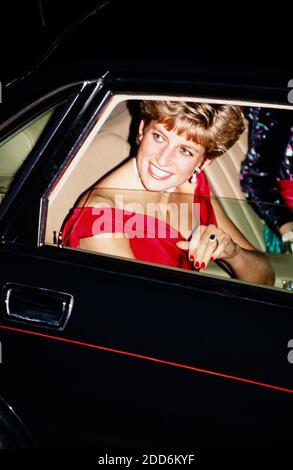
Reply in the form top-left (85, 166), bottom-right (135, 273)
top-left (194, 171), bottom-right (217, 226)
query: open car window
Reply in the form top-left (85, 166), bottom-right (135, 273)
top-left (59, 187), bottom-right (293, 292)
top-left (42, 97), bottom-right (293, 293)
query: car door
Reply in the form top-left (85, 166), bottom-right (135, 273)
top-left (0, 77), bottom-right (292, 450)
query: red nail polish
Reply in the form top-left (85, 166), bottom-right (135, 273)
top-left (210, 257), bottom-right (214, 262)
top-left (201, 262), bottom-right (205, 269)
top-left (190, 255), bottom-right (194, 261)
top-left (195, 261), bottom-right (200, 269)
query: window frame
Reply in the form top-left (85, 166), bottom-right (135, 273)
top-left (40, 90), bottom-right (293, 301)
top-left (1, 78), bottom-right (292, 310)
top-left (0, 80), bottom-right (100, 240)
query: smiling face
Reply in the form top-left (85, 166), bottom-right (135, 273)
top-left (136, 120), bottom-right (209, 191)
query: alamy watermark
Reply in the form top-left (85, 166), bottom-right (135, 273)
top-left (87, 194), bottom-right (200, 243)
top-left (0, 81), bottom-right (2, 103)
top-left (287, 79), bottom-right (293, 103)
top-left (288, 339), bottom-right (293, 364)
top-left (0, 340), bottom-right (2, 363)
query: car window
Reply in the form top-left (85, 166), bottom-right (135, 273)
top-left (0, 106), bottom-right (58, 204)
top-left (43, 97), bottom-right (293, 293)
top-left (207, 197), bottom-right (293, 292)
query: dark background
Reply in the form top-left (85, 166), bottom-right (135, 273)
top-left (2, 0), bottom-right (98, 82)
top-left (1, 1), bottom-right (292, 88)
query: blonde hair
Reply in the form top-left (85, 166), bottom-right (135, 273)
top-left (139, 100), bottom-right (245, 158)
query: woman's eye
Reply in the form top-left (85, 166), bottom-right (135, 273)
top-left (181, 147), bottom-right (193, 157)
top-left (153, 133), bottom-right (164, 142)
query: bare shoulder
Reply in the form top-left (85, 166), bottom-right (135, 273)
top-left (77, 189), bottom-right (115, 208)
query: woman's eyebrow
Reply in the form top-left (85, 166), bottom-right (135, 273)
top-left (152, 124), bottom-right (198, 151)
top-left (153, 124), bottom-right (167, 135)
top-left (181, 143), bottom-right (196, 150)
top-left (180, 141), bottom-right (201, 153)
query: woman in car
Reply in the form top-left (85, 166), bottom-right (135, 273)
top-left (62, 100), bottom-right (274, 286)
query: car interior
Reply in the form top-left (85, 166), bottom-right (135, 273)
top-left (1, 96), bottom-right (292, 291)
top-left (46, 97), bottom-right (293, 291)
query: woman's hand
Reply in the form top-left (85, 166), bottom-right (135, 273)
top-left (176, 224), bottom-right (238, 270)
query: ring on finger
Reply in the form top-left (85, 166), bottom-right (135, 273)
top-left (209, 234), bottom-right (218, 243)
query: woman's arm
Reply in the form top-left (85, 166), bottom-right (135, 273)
top-left (218, 243), bottom-right (275, 286)
top-left (80, 232), bottom-right (135, 259)
top-left (211, 197), bottom-right (275, 285)
top-left (78, 190), bottom-right (136, 260)
top-left (177, 197), bottom-right (275, 286)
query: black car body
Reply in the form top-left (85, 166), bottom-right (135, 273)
top-left (0, 0), bottom-right (292, 452)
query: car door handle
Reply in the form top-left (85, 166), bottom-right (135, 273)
top-left (2, 283), bottom-right (73, 330)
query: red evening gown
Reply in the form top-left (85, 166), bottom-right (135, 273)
top-left (61, 171), bottom-right (217, 270)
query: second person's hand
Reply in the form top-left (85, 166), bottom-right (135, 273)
top-left (176, 224), bottom-right (238, 270)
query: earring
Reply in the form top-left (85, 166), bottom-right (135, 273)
top-left (190, 173), bottom-right (197, 184)
top-left (190, 166), bottom-right (200, 184)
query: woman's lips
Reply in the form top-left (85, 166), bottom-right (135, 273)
top-left (148, 162), bottom-right (173, 180)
